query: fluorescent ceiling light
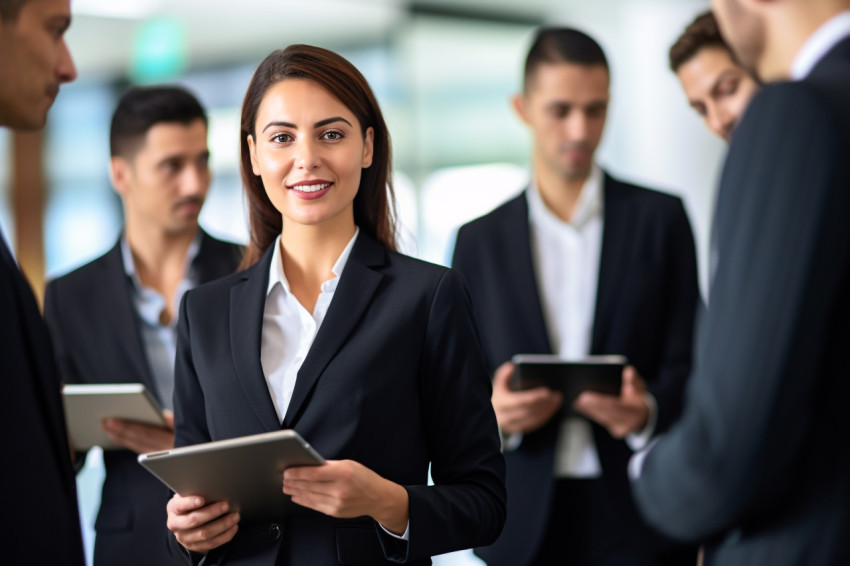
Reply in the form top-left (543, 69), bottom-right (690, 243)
top-left (73, 0), bottom-right (164, 19)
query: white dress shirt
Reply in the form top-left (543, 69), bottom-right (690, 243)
top-left (261, 228), bottom-right (359, 423)
top-left (259, 228), bottom-right (409, 541)
top-left (791, 10), bottom-right (850, 80)
top-left (526, 165), bottom-right (655, 478)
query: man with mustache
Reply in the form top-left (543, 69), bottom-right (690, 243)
top-left (631, 0), bottom-right (850, 563)
top-left (452, 27), bottom-right (700, 566)
top-left (669, 10), bottom-right (760, 142)
top-left (43, 86), bottom-right (242, 566)
top-left (0, 0), bottom-right (84, 563)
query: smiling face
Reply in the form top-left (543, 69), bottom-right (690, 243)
top-left (111, 119), bottom-right (211, 237)
top-left (515, 62), bottom-right (609, 184)
top-left (247, 79), bottom-right (374, 233)
top-left (0, 0), bottom-right (77, 129)
top-left (676, 46), bottom-right (759, 141)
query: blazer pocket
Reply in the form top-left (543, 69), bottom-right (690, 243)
top-left (94, 501), bottom-right (132, 533)
top-left (335, 524), bottom-right (388, 565)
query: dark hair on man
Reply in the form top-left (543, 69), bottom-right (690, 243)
top-left (109, 85), bottom-right (207, 158)
top-left (669, 11), bottom-right (732, 72)
top-left (523, 27), bottom-right (609, 92)
top-left (0, 0), bottom-right (29, 21)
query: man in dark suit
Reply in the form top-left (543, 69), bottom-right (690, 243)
top-left (0, 0), bottom-right (84, 563)
top-left (43, 86), bottom-right (242, 566)
top-left (631, 1), bottom-right (850, 564)
top-left (452, 27), bottom-right (700, 566)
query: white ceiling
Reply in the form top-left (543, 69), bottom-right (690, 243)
top-left (69, 0), bottom-right (662, 78)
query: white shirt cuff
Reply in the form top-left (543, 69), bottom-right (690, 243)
top-left (628, 435), bottom-right (661, 480)
top-left (379, 521), bottom-right (409, 541)
top-left (625, 392), bottom-right (657, 451)
top-left (501, 430), bottom-right (523, 452)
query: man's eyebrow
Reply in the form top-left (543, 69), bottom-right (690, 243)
top-left (48, 14), bottom-right (71, 32)
top-left (711, 69), bottom-right (740, 92)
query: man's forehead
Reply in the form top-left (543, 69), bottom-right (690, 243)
top-left (527, 62), bottom-right (609, 96)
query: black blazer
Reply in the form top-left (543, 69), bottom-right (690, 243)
top-left (170, 233), bottom-right (506, 565)
top-left (0, 232), bottom-right (85, 564)
top-left (632, 37), bottom-right (850, 566)
top-left (43, 231), bottom-right (242, 566)
top-left (452, 173), bottom-right (700, 566)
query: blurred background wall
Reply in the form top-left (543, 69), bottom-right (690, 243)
top-left (0, 1), bottom-right (719, 563)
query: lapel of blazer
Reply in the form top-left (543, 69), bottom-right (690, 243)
top-left (591, 173), bottom-right (633, 354)
top-left (508, 192), bottom-right (552, 354)
top-left (229, 245), bottom-right (281, 431)
top-left (100, 240), bottom-right (158, 390)
top-left (282, 234), bottom-right (385, 429)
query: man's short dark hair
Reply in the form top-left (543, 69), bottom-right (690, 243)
top-left (523, 27), bottom-right (609, 92)
top-left (110, 85), bottom-right (207, 158)
top-left (669, 11), bottom-right (732, 73)
top-left (0, 0), bottom-right (30, 21)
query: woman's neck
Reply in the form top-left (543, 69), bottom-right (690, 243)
top-left (279, 218), bottom-right (356, 313)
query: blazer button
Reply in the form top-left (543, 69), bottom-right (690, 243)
top-left (268, 523), bottom-right (282, 541)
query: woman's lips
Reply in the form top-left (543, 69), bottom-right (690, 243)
top-left (288, 181), bottom-right (332, 200)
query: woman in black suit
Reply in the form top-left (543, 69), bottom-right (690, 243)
top-left (165, 44), bottom-right (506, 565)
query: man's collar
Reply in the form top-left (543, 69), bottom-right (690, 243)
top-left (527, 164), bottom-right (603, 230)
top-left (120, 229), bottom-right (202, 288)
top-left (791, 10), bottom-right (850, 79)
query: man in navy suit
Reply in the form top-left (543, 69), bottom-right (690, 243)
top-left (44, 86), bottom-right (242, 566)
top-left (0, 0), bottom-right (84, 562)
top-left (631, 1), bottom-right (850, 563)
top-left (452, 27), bottom-right (700, 566)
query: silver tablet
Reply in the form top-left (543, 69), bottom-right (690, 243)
top-left (138, 429), bottom-right (325, 521)
top-left (62, 383), bottom-right (167, 450)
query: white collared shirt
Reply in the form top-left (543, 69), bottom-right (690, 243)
top-left (260, 228), bottom-right (359, 423)
top-left (791, 10), bottom-right (850, 80)
top-left (528, 165), bottom-right (605, 477)
top-left (527, 165), bottom-right (655, 477)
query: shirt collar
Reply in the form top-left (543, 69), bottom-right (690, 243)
top-left (791, 10), bottom-right (850, 79)
top-left (527, 163), bottom-right (604, 231)
top-left (120, 230), bottom-right (202, 289)
top-left (266, 226), bottom-right (360, 297)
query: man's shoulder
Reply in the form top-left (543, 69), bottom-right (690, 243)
top-left (605, 173), bottom-right (686, 215)
top-left (46, 243), bottom-right (119, 292)
top-left (457, 191), bottom-right (527, 240)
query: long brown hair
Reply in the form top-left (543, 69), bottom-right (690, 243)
top-left (239, 44), bottom-right (397, 269)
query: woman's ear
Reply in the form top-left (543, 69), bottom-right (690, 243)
top-left (247, 135), bottom-right (261, 175)
top-left (361, 127), bottom-right (374, 168)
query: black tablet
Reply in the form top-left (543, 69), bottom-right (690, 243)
top-left (138, 429), bottom-right (325, 521)
top-left (510, 354), bottom-right (627, 405)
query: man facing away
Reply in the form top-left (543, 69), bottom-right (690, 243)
top-left (631, 0), bottom-right (850, 564)
top-left (669, 10), bottom-right (761, 142)
top-left (452, 27), bottom-right (700, 566)
top-left (43, 86), bottom-right (242, 566)
top-left (0, 0), bottom-right (84, 562)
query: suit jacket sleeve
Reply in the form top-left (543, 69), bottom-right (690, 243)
top-left (404, 268), bottom-right (507, 560)
top-left (632, 82), bottom-right (846, 541)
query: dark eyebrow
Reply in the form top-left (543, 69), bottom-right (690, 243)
top-left (315, 116), bottom-right (352, 128)
top-left (261, 116), bottom-right (353, 133)
top-left (262, 121), bottom-right (296, 133)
